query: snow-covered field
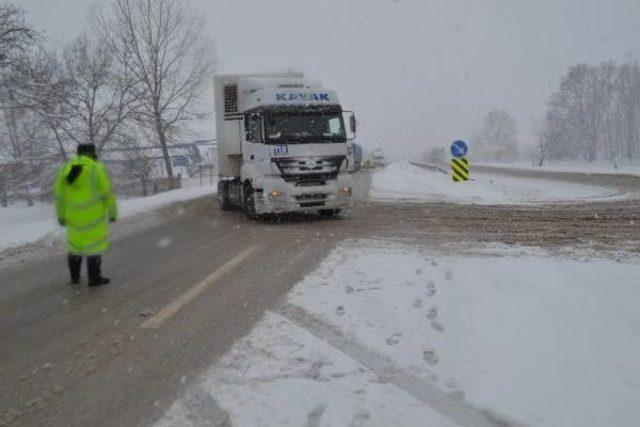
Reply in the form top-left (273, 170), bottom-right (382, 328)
top-left (370, 162), bottom-right (627, 204)
top-left (158, 240), bottom-right (640, 427)
top-left (0, 182), bottom-right (215, 251)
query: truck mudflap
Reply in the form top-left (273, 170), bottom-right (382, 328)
top-left (218, 178), bottom-right (243, 211)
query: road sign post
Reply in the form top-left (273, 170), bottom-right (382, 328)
top-left (450, 140), bottom-right (470, 182)
top-left (451, 157), bottom-right (469, 181)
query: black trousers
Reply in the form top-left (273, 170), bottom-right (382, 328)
top-left (68, 254), bottom-right (102, 283)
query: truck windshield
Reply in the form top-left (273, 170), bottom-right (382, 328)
top-left (265, 112), bottom-right (346, 143)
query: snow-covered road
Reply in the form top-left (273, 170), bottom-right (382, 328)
top-left (4, 169), bottom-right (640, 426)
top-left (158, 240), bottom-right (640, 426)
top-left (370, 162), bottom-right (629, 204)
top-left (2, 162), bottom-right (632, 252)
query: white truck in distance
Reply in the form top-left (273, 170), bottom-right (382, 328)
top-left (214, 73), bottom-right (357, 218)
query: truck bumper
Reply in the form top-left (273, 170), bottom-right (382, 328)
top-left (252, 177), bottom-right (352, 214)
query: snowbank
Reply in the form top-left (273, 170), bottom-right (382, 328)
top-left (0, 184), bottom-right (215, 251)
top-left (118, 182), bottom-right (214, 218)
top-left (159, 240), bottom-right (640, 426)
top-left (0, 203), bottom-right (59, 252)
top-left (478, 160), bottom-right (640, 176)
top-left (370, 162), bottom-right (625, 204)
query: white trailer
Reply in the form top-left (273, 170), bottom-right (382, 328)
top-left (214, 73), bottom-right (357, 218)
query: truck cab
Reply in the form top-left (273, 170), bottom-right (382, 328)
top-left (215, 73), bottom-right (356, 218)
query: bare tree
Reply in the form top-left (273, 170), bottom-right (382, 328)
top-left (0, 47), bottom-right (66, 163)
top-left (476, 110), bottom-right (518, 161)
top-left (540, 59), bottom-right (640, 164)
top-left (616, 60), bottom-right (640, 161)
top-left (4, 48), bottom-right (74, 159)
top-left (531, 117), bottom-right (553, 167)
top-left (0, 91), bottom-right (30, 160)
top-left (58, 32), bottom-right (140, 152)
top-left (0, 3), bottom-right (35, 69)
top-left (94, 0), bottom-right (213, 186)
top-left (118, 132), bottom-right (155, 196)
top-left (0, 4), bottom-right (37, 112)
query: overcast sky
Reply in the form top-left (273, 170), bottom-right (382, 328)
top-left (20, 0), bottom-right (640, 159)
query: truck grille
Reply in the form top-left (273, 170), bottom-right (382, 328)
top-left (299, 202), bottom-right (325, 208)
top-left (295, 193), bottom-right (328, 201)
top-left (272, 156), bottom-right (345, 186)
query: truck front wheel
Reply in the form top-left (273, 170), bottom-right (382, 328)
top-left (243, 182), bottom-right (258, 220)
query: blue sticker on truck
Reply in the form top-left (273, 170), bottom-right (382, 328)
top-left (271, 145), bottom-right (289, 157)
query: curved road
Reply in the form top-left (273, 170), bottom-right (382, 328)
top-left (1, 170), bottom-right (639, 426)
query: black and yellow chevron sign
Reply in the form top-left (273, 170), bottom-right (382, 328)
top-left (451, 158), bottom-right (469, 182)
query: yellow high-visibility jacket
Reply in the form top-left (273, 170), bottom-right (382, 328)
top-left (53, 155), bottom-right (117, 255)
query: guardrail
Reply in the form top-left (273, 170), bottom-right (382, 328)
top-left (408, 161), bottom-right (449, 175)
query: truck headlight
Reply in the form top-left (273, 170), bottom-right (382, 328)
top-left (269, 190), bottom-right (284, 199)
top-left (339, 186), bottom-right (352, 196)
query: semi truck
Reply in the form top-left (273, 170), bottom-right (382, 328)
top-left (214, 73), bottom-right (357, 218)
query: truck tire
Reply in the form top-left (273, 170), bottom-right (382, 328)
top-left (218, 181), bottom-right (232, 211)
top-left (319, 208), bottom-right (341, 219)
top-left (243, 182), bottom-right (258, 220)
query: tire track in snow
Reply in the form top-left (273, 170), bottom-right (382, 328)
top-left (276, 303), bottom-right (514, 427)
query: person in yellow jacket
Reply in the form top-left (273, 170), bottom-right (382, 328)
top-left (54, 144), bottom-right (117, 286)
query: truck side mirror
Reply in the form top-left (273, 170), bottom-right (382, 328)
top-left (349, 115), bottom-right (357, 134)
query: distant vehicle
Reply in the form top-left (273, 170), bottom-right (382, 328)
top-left (427, 147), bottom-right (446, 165)
top-left (372, 149), bottom-right (386, 167)
top-left (214, 73), bottom-right (357, 218)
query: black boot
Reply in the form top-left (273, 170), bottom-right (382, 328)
top-left (87, 255), bottom-right (110, 286)
top-left (68, 254), bottom-right (82, 284)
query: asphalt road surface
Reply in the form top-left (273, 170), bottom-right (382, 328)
top-left (2, 170), bottom-right (640, 426)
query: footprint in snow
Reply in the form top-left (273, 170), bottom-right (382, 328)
top-left (412, 298), bottom-right (424, 308)
top-left (305, 361), bottom-right (325, 380)
top-left (306, 403), bottom-right (327, 426)
top-left (353, 411), bottom-right (371, 423)
top-left (431, 260), bottom-right (439, 266)
top-left (345, 285), bottom-right (354, 294)
top-left (445, 271), bottom-right (453, 281)
top-left (430, 321), bottom-right (445, 332)
top-left (414, 268), bottom-right (423, 275)
top-left (335, 305), bottom-right (346, 316)
top-left (426, 306), bottom-right (438, 320)
top-left (426, 281), bottom-right (436, 297)
top-left (423, 350), bottom-right (439, 366)
top-left (385, 333), bottom-right (402, 346)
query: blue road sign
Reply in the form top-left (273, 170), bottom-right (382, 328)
top-left (450, 140), bottom-right (468, 158)
top-left (172, 156), bottom-right (190, 167)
